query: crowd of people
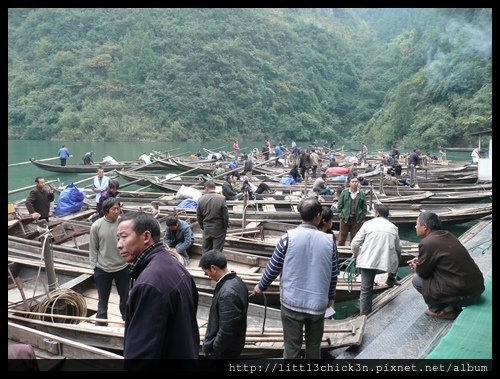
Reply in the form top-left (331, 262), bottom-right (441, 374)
top-left (18, 141), bottom-right (486, 363)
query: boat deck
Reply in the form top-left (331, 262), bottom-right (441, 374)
top-left (334, 216), bottom-right (492, 359)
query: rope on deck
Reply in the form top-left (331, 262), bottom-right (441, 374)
top-left (339, 257), bottom-right (359, 292)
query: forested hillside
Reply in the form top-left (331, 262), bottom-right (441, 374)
top-left (8, 8), bottom-right (491, 148)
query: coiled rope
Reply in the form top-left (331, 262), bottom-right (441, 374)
top-left (20, 230), bottom-right (87, 324)
top-left (29, 288), bottom-right (87, 324)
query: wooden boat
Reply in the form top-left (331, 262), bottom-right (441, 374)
top-left (382, 182), bottom-right (492, 194)
top-left (8, 259), bottom-right (366, 358)
top-left (207, 221), bottom-right (419, 264)
top-left (371, 189), bottom-right (492, 204)
top-left (8, 322), bottom-right (123, 363)
top-left (153, 200), bottom-right (492, 227)
top-left (8, 206), bottom-right (96, 240)
top-left (8, 224), bottom-right (392, 306)
top-left (29, 158), bottom-right (167, 173)
top-left (421, 190), bottom-right (492, 204)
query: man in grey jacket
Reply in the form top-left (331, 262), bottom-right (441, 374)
top-left (89, 198), bottom-right (129, 325)
top-left (254, 198), bottom-right (339, 359)
top-left (351, 204), bottom-right (402, 316)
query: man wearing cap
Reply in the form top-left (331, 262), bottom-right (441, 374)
top-left (164, 215), bottom-right (194, 265)
top-left (197, 180), bottom-right (229, 253)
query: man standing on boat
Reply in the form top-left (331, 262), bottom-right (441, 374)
top-left (92, 166), bottom-right (110, 206)
top-left (57, 144), bottom-right (70, 166)
top-left (360, 142), bottom-right (368, 165)
top-left (350, 204), bottom-right (402, 316)
top-left (471, 147), bottom-right (480, 165)
top-left (199, 249), bottom-right (248, 359)
top-left (254, 198), bottom-right (338, 359)
top-left (197, 180), bottom-right (229, 253)
top-left (117, 212), bottom-right (199, 359)
top-left (336, 176), bottom-right (367, 246)
top-left (25, 177), bottom-right (54, 222)
top-left (89, 198), bottom-right (129, 326)
top-left (409, 211), bottom-right (485, 320)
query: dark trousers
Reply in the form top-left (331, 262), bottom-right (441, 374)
top-left (255, 183), bottom-right (272, 194)
top-left (94, 266), bottom-right (130, 323)
top-left (338, 218), bottom-right (363, 246)
top-left (60, 158), bottom-right (67, 166)
top-left (202, 231), bottom-right (226, 253)
top-left (359, 268), bottom-right (377, 315)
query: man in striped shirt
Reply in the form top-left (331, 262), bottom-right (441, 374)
top-left (254, 198), bottom-right (339, 359)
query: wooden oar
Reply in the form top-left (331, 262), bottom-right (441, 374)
top-left (8, 310), bottom-right (124, 325)
top-left (66, 173), bottom-right (99, 188)
top-left (8, 179), bottom-right (59, 196)
top-left (8, 156), bottom-right (60, 167)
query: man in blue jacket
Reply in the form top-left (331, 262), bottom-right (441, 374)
top-left (164, 215), bottom-right (194, 265)
top-left (58, 145), bottom-right (70, 166)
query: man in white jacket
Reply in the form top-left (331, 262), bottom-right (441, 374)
top-left (351, 204), bottom-right (402, 315)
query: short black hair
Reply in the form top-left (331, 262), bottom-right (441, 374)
top-left (199, 249), bottom-right (227, 270)
top-left (374, 204), bottom-right (389, 218)
top-left (102, 197), bottom-right (121, 214)
top-left (318, 207), bottom-right (334, 228)
top-left (118, 212), bottom-right (161, 242)
top-left (165, 215), bottom-right (178, 226)
top-left (109, 179), bottom-right (120, 189)
top-left (204, 180), bottom-right (215, 189)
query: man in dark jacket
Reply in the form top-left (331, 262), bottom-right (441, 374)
top-left (164, 215), bottom-right (194, 265)
top-left (25, 177), bottom-right (55, 222)
top-left (222, 174), bottom-right (244, 200)
top-left (197, 180), bottom-right (229, 253)
top-left (97, 179), bottom-right (120, 217)
top-left (117, 212), bottom-right (199, 359)
top-left (409, 211), bottom-right (485, 320)
top-left (199, 250), bottom-right (248, 359)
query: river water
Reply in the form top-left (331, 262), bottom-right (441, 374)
top-left (8, 139), bottom-right (475, 242)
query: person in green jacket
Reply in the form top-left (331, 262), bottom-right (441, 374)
top-left (336, 176), bottom-right (367, 246)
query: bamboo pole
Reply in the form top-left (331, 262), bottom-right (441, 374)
top-left (8, 309), bottom-right (124, 325)
top-left (135, 166), bottom-right (202, 192)
top-left (9, 156), bottom-right (59, 167)
top-left (68, 162), bottom-right (154, 192)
